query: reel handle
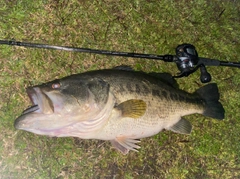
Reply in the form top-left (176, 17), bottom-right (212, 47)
top-left (199, 65), bottom-right (211, 83)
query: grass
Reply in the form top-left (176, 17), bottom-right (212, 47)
top-left (0, 0), bottom-right (240, 178)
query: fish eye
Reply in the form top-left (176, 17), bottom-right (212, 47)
top-left (52, 83), bottom-right (61, 89)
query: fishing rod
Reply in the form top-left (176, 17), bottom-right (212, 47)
top-left (1, 40), bottom-right (240, 83)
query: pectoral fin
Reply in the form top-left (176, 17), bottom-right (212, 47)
top-left (110, 137), bottom-right (141, 155)
top-left (116, 99), bottom-right (147, 119)
top-left (169, 118), bottom-right (192, 134)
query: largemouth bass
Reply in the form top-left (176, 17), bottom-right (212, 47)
top-left (14, 67), bottom-right (225, 154)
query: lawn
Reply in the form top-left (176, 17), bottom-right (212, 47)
top-left (0, 0), bottom-right (240, 178)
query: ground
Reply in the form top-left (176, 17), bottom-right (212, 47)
top-left (0, 0), bottom-right (240, 178)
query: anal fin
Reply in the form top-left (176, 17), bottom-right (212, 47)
top-left (169, 118), bottom-right (192, 134)
top-left (110, 137), bottom-right (141, 155)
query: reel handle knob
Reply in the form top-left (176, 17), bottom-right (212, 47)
top-left (200, 65), bottom-right (211, 83)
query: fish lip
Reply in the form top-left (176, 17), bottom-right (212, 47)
top-left (14, 115), bottom-right (25, 129)
top-left (21, 104), bottom-right (39, 115)
top-left (26, 87), bottom-right (38, 106)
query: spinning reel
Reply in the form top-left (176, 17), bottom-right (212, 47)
top-left (1, 40), bottom-right (239, 83)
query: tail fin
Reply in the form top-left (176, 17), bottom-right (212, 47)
top-left (195, 83), bottom-right (225, 120)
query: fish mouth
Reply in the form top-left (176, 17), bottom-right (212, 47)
top-left (21, 88), bottom-right (40, 115)
top-left (23, 87), bottom-right (54, 115)
top-left (14, 87), bottom-right (54, 129)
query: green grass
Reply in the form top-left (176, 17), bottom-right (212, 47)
top-left (0, 0), bottom-right (240, 178)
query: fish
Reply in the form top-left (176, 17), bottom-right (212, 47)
top-left (14, 67), bottom-right (225, 154)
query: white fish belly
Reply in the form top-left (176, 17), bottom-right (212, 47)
top-left (95, 114), bottom-right (180, 140)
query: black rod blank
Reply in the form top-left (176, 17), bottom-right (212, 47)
top-left (0, 40), bottom-right (168, 61)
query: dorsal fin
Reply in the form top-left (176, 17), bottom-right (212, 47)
top-left (113, 65), bottom-right (134, 71)
top-left (149, 72), bottom-right (178, 88)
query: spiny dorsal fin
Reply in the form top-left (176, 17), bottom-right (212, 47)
top-left (113, 65), bottom-right (134, 71)
top-left (116, 99), bottom-right (147, 119)
top-left (169, 118), bottom-right (192, 134)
